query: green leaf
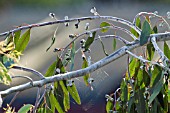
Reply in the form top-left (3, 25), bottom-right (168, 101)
top-left (135, 89), bottom-right (146, 113)
top-left (84, 31), bottom-right (96, 52)
top-left (37, 108), bottom-right (47, 113)
top-left (120, 79), bottom-right (128, 102)
top-left (128, 97), bottom-right (135, 113)
top-left (82, 57), bottom-right (90, 86)
top-left (14, 30), bottom-right (21, 46)
top-left (149, 72), bottom-right (164, 105)
top-left (150, 65), bottom-right (161, 87)
top-left (135, 69), bottom-right (144, 89)
top-left (136, 17), bottom-right (141, 29)
top-left (140, 20), bottom-right (151, 46)
top-left (55, 56), bottom-right (66, 73)
top-left (100, 21), bottom-right (111, 33)
top-left (147, 43), bottom-right (155, 60)
top-left (70, 42), bottom-right (75, 71)
top-left (152, 26), bottom-right (158, 34)
top-left (164, 41), bottom-right (170, 59)
top-left (67, 83), bottom-right (81, 105)
top-left (113, 38), bottom-right (116, 51)
top-left (63, 92), bottom-right (70, 111)
top-left (15, 29), bottom-right (31, 53)
top-left (49, 92), bottom-right (64, 113)
top-left (46, 36), bottom-right (56, 52)
top-left (99, 38), bottom-right (108, 56)
top-left (2, 56), bottom-right (15, 68)
top-left (130, 17), bottom-right (141, 38)
top-left (168, 89), bottom-right (170, 103)
top-left (151, 100), bottom-right (158, 113)
top-left (126, 58), bottom-right (141, 79)
top-left (5, 34), bottom-right (13, 45)
top-left (59, 81), bottom-right (70, 111)
top-left (45, 61), bottom-right (57, 77)
top-left (106, 100), bottom-right (113, 113)
top-left (143, 69), bottom-right (150, 87)
top-left (18, 104), bottom-right (33, 113)
top-left (0, 62), bottom-right (11, 85)
top-left (126, 58), bottom-right (136, 79)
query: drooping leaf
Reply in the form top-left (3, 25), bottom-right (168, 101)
top-left (49, 92), bottom-right (64, 113)
top-left (84, 31), bottom-right (96, 52)
top-left (55, 56), bottom-right (66, 74)
top-left (63, 91), bottom-right (70, 111)
top-left (126, 58), bottom-right (136, 79)
top-left (150, 100), bottom-right (157, 113)
top-left (130, 17), bottom-right (141, 38)
top-left (100, 21), bottom-right (111, 33)
top-left (70, 42), bottom-right (75, 71)
top-left (135, 89), bottom-right (146, 113)
top-left (120, 79), bottom-right (128, 102)
top-left (164, 41), bottom-right (170, 59)
top-left (82, 57), bottom-right (90, 86)
top-left (147, 43), bottom-right (155, 61)
top-left (15, 29), bottom-right (31, 53)
top-left (0, 62), bottom-right (11, 85)
top-left (143, 69), bottom-right (150, 87)
top-left (106, 100), bottom-right (113, 113)
top-left (126, 58), bottom-right (141, 79)
top-left (152, 26), bottom-right (158, 34)
top-left (46, 36), bottom-right (56, 52)
top-left (59, 81), bottom-right (70, 111)
top-left (113, 38), bottom-right (116, 51)
top-left (45, 61), bottom-right (57, 77)
top-left (5, 34), bottom-right (13, 45)
top-left (18, 104), bottom-right (33, 113)
top-left (128, 97), bottom-right (135, 113)
top-left (140, 20), bottom-right (151, 46)
top-left (168, 90), bottom-right (170, 103)
top-left (67, 83), bottom-right (81, 105)
top-left (150, 65), bottom-right (161, 87)
top-left (14, 30), bottom-right (21, 46)
top-left (149, 72), bottom-right (164, 105)
top-left (135, 69), bottom-right (144, 89)
top-left (99, 38), bottom-right (108, 56)
top-left (115, 101), bottom-right (121, 111)
top-left (37, 108), bottom-right (46, 113)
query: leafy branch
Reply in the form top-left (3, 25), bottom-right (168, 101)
top-left (0, 9), bottom-right (169, 113)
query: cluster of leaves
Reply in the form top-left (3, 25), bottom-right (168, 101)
top-left (106, 17), bottom-right (169, 113)
top-left (0, 12), bottom-right (170, 113)
top-left (0, 29), bottom-right (30, 85)
top-left (38, 43), bottom-right (81, 113)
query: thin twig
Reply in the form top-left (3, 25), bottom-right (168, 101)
top-left (133, 12), bottom-right (170, 30)
top-left (12, 75), bottom-right (34, 85)
top-left (33, 88), bottom-right (41, 113)
top-left (9, 92), bottom-right (20, 106)
top-left (12, 65), bottom-right (45, 79)
top-left (151, 36), bottom-right (169, 65)
top-left (61, 25), bottom-right (134, 57)
top-left (36, 89), bottom-right (46, 108)
top-left (0, 16), bottom-right (141, 37)
top-left (98, 35), bottom-right (130, 45)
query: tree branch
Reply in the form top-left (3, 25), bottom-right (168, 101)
top-left (12, 65), bottom-right (45, 79)
top-left (0, 16), bottom-right (141, 37)
top-left (0, 32), bottom-right (170, 96)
